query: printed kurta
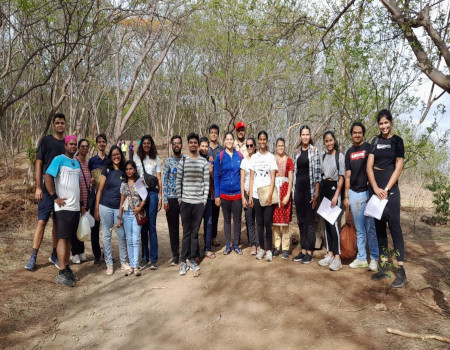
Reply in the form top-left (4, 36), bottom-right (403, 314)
top-left (273, 157), bottom-right (294, 226)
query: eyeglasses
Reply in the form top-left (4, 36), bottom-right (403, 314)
top-left (172, 142), bottom-right (181, 145)
top-left (79, 145), bottom-right (89, 148)
top-left (246, 144), bottom-right (254, 148)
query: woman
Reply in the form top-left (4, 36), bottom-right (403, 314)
top-left (367, 109), bottom-right (406, 288)
top-left (95, 146), bottom-right (129, 275)
top-left (240, 137), bottom-right (258, 254)
top-left (318, 131), bottom-right (345, 271)
top-left (214, 132), bottom-right (243, 255)
top-left (118, 160), bottom-right (146, 276)
top-left (292, 126), bottom-right (321, 264)
top-left (71, 139), bottom-right (92, 264)
top-left (134, 135), bottom-right (162, 270)
top-left (248, 131), bottom-right (278, 262)
top-left (272, 138), bottom-right (294, 260)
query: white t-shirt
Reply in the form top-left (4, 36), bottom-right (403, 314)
top-left (249, 152), bottom-right (278, 199)
top-left (240, 157), bottom-right (251, 192)
top-left (134, 155), bottom-right (161, 177)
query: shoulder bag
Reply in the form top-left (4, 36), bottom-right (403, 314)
top-left (127, 183), bottom-right (148, 226)
top-left (140, 158), bottom-right (158, 190)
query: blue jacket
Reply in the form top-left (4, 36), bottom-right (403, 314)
top-left (214, 150), bottom-right (242, 198)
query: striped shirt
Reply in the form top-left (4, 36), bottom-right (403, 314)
top-left (293, 144), bottom-right (321, 200)
top-left (176, 155), bottom-right (209, 204)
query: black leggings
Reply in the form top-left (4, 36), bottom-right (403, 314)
top-left (320, 180), bottom-right (341, 255)
top-left (294, 176), bottom-right (315, 251)
top-left (372, 169), bottom-right (405, 262)
top-left (221, 198), bottom-right (242, 246)
top-left (253, 198), bottom-right (274, 250)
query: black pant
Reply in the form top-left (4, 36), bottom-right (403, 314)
top-left (253, 198), bottom-right (274, 250)
top-left (320, 180), bottom-right (341, 255)
top-left (221, 198), bottom-right (242, 246)
top-left (71, 237), bottom-right (84, 256)
top-left (244, 192), bottom-right (257, 246)
top-left (180, 202), bottom-right (205, 262)
top-left (211, 202), bottom-right (220, 239)
top-left (294, 176), bottom-right (316, 251)
top-left (166, 198), bottom-right (181, 258)
top-left (372, 169), bottom-right (405, 262)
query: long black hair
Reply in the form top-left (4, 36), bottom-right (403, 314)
top-left (107, 145), bottom-right (125, 170)
top-left (123, 160), bottom-right (139, 182)
top-left (138, 135), bottom-right (157, 160)
top-left (323, 130), bottom-right (339, 151)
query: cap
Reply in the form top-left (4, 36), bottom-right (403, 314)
top-left (235, 121), bottom-right (246, 130)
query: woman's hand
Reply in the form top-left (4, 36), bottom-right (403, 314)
top-left (248, 197), bottom-right (253, 208)
top-left (215, 198), bottom-right (221, 207)
top-left (242, 197), bottom-right (248, 209)
top-left (266, 195), bottom-right (272, 206)
top-left (311, 195), bottom-right (319, 209)
top-left (330, 195), bottom-right (338, 208)
top-left (282, 193), bottom-right (290, 206)
top-left (158, 198), bottom-right (162, 211)
top-left (374, 186), bottom-right (388, 200)
top-left (133, 206), bottom-right (141, 216)
top-left (94, 208), bottom-right (100, 221)
top-left (117, 218), bottom-right (121, 227)
top-left (343, 197), bottom-right (349, 212)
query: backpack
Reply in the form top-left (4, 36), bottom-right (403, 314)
top-left (219, 150), bottom-right (243, 177)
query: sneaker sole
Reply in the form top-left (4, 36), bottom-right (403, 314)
top-left (371, 274), bottom-right (390, 281)
top-left (179, 271), bottom-right (187, 276)
top-left (149, 266), bottom-right (158, 270)
top-left (301, 259), bottom-right (313, 264)
top-left (391, 279), bottom-right (408, 288)
top-left (55, 275), bottom-right (75, 287)
top-left (25, 265), bottom-right (35, 271)
top-left (329, 266), bottom-right (343, 271)
top-left (349, 264), bottom-right (369, 269)
top-left (48, 257), bottom-right (60, 269)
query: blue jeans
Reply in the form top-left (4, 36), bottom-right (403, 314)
top-left (142, 189), bottom-right (159, 262)
top-left (203, 198), bottom-right (213, 252)
top-left (123, 210), bottom-right (141, 269)
top-left (348, 189), bottom-right (379, 261)
top-left (99, 204), bottom-right (128, 266)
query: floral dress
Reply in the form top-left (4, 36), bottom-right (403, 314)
top-left (273, 156), bottom-right (294, 226)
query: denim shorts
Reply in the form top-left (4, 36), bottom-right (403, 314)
top-left (37, 191), bottom-right (55, 221)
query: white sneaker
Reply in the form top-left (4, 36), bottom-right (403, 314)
top-left (349, 259), bottom-right (369, 269)
top-left (265, 250), bottom-right (273, 262)
top-left (79, 253), bottom-right (87, 262)
top-left (329, 258), bottom-right (343, 271)
top-left (318, 255), bottom-right (333, 266)
top-left (71, 254), bottom-right (81, 264)
top-left (256, 249), bottom-right (265, 260)
top-left (121, 263), bottom-right (131, 271)
top-left (369, 259), bottom-right (378, 272)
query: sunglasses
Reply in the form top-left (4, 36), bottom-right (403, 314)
top-left (246, 144), bottom-right (254, 148)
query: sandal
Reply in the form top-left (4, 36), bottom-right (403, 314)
top-left (125, 268), bottom-right (133, 276)
top-left (134, 269), bottom-right (141, 276)
top-left (206, 251), bottom-right (216, 259)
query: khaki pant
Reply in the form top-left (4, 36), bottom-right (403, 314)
top-left (273, 225), bottom-right (290, 251)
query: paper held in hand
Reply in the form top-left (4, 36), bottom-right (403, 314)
top-left (135, 176), bottom-right (149, 200)
top-left (317, 197), bottom-right (342, 225)
top-left (364, 194), bottom-right (388, 220)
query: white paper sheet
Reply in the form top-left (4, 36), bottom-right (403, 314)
top-left (135, 176), bottom-right (148, 200)
top-left (364, 194), bottom-right (388, 220)
top-left (317, 197), bottom-right (342, 225)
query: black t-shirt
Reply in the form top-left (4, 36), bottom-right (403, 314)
top-left (36, 135), bottom-right (65, 191)
top-left (296, 149), bottom-right (309, 178)
top-left (369, 135), bottom-right (404, 170)
top-left (345, 142), bottom-right (370, 192)
top-left (99, 168), bottom-right (124, 209)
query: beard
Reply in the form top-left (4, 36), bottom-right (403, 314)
top-left (173, 149), bottom-right (181, 156)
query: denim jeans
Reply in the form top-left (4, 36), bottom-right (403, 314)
top-left (348, 189), bottom-right (379, 261)
top-left (99, 204), bottom-right (128, 266)
top-left (203, 198), bottom-right (213, 252)
top-left (123, 210), bottom-right (141, 269)
top-left (142, 189), bottom-right (159, 262)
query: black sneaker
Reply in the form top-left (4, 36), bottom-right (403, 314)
top-left (371, 263), bottom-right (390, 281)
top-left (292, 253), bottom-right (305, 262)
top-left (391, 267), bottom-right (407, 288)
top-left (301, 254), bottom-right (313, 264)
top-left (66, 266), bottom-right (78, 281)
top-left (94, 259), bottom-right (101, 266)
top-left (273, 248), bottom-right (280, 257)
top-left (170, 256), bottom-right (179, 266)
top-left (149, 261), bottom-right (158, 270)
top-left (139, 259), bottom-right (149, 269)
top-left (55, 270), bottom-right (75, 287)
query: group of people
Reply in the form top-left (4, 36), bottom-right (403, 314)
top-left (25, 109), bottom-right (407, 289)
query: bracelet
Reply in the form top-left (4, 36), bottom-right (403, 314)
top-left (117, 215), bottom-right (122, 220)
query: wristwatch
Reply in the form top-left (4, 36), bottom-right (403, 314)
top-left (384, 187), bottom-right (389, 192)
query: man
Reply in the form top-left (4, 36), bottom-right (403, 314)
top-left (234, 121), bottom-right (248, 157)
top-left (162, 135), bottom-right (185, 266)
top-left (176, 133), bottom-right (209, 276)
top-left (207, 124), bottom-right (224, 246)
top-left (88, 133), bottom-right (109, 264)
top-left (121, 140), bottom-right (128, 160)
top-left (199, 137), bottom-right (215, 259)
top-left (45, 135), bottom-right (84, 287)
top-left (343, 122), bottom-right (379, 272)
top-left (25, 113), bottom-right (66, 271)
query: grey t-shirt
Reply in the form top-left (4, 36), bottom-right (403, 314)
top-left (322, 152), bottom-right (345, 181)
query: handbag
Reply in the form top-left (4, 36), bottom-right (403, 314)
top-left (257, 185), bottom-right (279, 207)
top-left (340, 210), bottom-right (357, 260)
top-left (127, 183), bottom-right (148, 226)
top-left (140, 159), bottom-right (158, 190)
